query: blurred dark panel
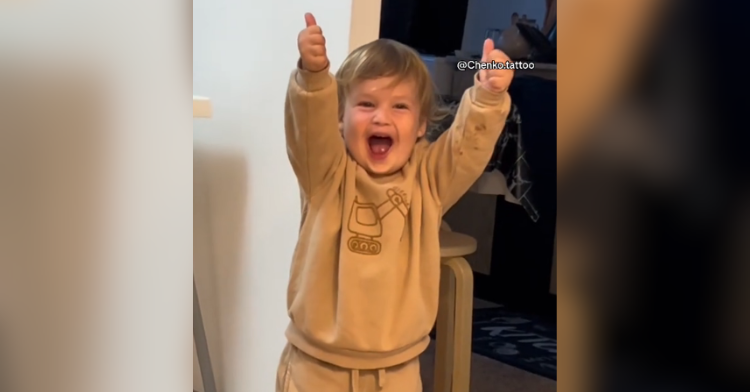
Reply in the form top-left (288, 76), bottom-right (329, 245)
top-left (560, 0), bottom-right (750, 390)
top-left (379, 0), bottom-right (469, 55)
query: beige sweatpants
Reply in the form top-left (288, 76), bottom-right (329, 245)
top-left (275, 343), bottom-right (422, 392)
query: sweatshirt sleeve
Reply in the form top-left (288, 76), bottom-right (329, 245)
top-left (284, 60), bottom-right (346, 198)
top-left (422, 73), bottom-right (512, 213)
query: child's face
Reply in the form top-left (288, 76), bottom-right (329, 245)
top-left (341, 76), bottom-right (426, 176)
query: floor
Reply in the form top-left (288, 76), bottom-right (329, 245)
top-left (418, 298), bottom-right (556, 392)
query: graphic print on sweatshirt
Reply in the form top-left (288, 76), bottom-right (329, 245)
top-left (346, 187), bottom-right (409, 255)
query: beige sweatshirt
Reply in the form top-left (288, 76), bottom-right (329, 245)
top-left (283, 63), bottom-right (511, 370)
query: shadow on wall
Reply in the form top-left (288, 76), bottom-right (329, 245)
top-left (193, 142), bottom-right (249, 392)
top-left (0, 64), bottom-right (107, 392)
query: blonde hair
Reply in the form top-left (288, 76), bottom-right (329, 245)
top-left (335, 39), bottom-right (453, 137)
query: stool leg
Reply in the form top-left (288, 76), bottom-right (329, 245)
top-left (435, 259), bottom-right (457, 392)
top-left (442, 257), bottom-right (474, 392)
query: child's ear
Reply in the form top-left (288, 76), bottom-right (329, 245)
top-left (339, 121), bottom-right (344, 134)
top-left (417, 121), bottom-right (427, 138)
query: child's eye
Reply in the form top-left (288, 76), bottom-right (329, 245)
top-left (357, 101), bottom-right (374, 108)
top-left (394, 103), bottom-right (409, 110)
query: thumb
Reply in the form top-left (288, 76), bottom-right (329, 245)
top-left (481, 38), bottom-right (494, 62)
top-left (304, 12), bottom-right (317, 28)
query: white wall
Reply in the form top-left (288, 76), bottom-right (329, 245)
top-left (461, 0), bottom-right (547, 55)
top-left (193, 1), bottom-right (378, 391)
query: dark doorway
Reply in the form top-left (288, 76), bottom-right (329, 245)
top-left (379, 0), bottom-right (470, 56)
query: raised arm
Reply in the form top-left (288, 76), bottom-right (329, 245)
top-left (422, 39), bottom-right (514, 212)
top-left (285, 12), bottom-right (345, 198)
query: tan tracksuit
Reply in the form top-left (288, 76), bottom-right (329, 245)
top-left (278, 62), bottom-right (511, 392)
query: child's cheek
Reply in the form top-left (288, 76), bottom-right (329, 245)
top-left (341, 111), bottom-right (368, 142)
top-left (393, 112), bottom-right (416, 133)
top-left (351, 110), bottom-right (372, 129)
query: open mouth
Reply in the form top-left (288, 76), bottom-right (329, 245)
top-left (368, 135), bottom-right (393, 158)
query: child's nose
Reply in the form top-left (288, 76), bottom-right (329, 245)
top-left (372, 108), bottom-right (392, 125)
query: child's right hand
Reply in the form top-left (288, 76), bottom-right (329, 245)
top-left (298, 13), bottom-right (329, 72)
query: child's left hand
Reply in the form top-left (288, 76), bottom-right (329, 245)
top-left (479, 38), bottom-right (514, 94)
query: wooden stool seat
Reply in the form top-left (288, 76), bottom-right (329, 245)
top-left (439, 230), bottom-right (477, 258)
top-left (435, 222), bottom-right (476, 392)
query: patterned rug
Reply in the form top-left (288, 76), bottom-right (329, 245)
top-left (471, 306), bottom-right (557, 380)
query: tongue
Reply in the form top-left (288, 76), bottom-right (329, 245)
top-left (369, 138), bottom-right (392, 155)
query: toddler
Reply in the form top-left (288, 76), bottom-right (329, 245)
top-left (276, 12), bottom-right (513, 392)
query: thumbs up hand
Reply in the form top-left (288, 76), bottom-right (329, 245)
top-left (479, 39), bottom-right (513, 94)
top-left (298, 13), bottom-right (329, 72)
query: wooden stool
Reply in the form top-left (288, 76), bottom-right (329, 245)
top-left (434, 221), bottom-right (477, 392)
